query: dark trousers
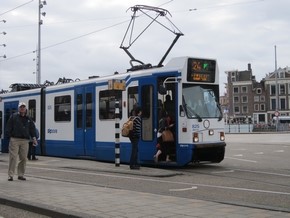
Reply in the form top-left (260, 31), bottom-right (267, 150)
top-left (27, 142), bottom-right (36, 160)
top-left (129, 137), bottom-right (139, 167)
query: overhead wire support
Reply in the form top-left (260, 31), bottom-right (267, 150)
top-left (120, 4), bottom-right (183, 71)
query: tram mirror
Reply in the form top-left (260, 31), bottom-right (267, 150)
top-left (158, 85), bottom-right (167, 95)
top-left (179, 105), bottom-right (185, 117)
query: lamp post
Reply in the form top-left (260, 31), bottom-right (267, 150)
top-left (36, 0), bottom-right (47, 84)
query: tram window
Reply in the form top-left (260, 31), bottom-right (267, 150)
top-left (99, 90), bottom-right (122, 120)
top-left (28, 99), bottom-right (36, 122)
top-left (0, 111), bottom-right (2, 137)
top-left (54, 95), bottom-right (71, 122)
top-left (141, 85), bottom-right (152, 119)
top-left (128, 86), bottom-right (138, 117)
top-left (86, 93), bottom-right (92, 128)
top-left (76, 94), bottom-right (82, 128)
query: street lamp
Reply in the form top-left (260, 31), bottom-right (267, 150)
top-left (0, 55), bottom-right (6, 58)
top-left (0, 44), bottom-right (6, 47)
top-left (36, 0), bottom-right (47, 84)
top-left (0, 32), bottom-right (6, 35)
top-left (0, 20), bottom-right (6, 23)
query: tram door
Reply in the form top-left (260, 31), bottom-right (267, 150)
top-left (138, 80), bottom-right (158, 160)
top-left (3, 101), bottom-right (18, 153)
top-left (75, 85), bottom-right (95, 157)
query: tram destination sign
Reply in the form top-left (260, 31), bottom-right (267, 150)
top-left (187, 58), bottom-right (216, 83)
top-left (108, 79), bottom-right (126, 91)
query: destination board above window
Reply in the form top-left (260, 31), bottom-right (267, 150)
top-left (187, 58), bottom-right (216, 83)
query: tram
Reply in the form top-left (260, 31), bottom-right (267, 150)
top-left (0, 56), bottom-right (226, 166)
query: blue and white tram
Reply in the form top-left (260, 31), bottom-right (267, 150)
top-left (0, 56), bottom-right (226, 166)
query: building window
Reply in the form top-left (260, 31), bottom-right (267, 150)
top-left (254, 104), bottom-right (259, 111)
top-left (280, 84), bottom-right (285, 95)
top-left (260, 96), bottom-right (265, 102)
top-left (279, 72), bottom-right (285, 78)
top-left (270, 98), bottom-right (276, 110)
top-left (280, 98), bottom-right (286, 110)
top-left (241, 86), bottom-right (247, 93)
top-left (270, 85), bottom-right (276, 95)
top-left (234, 96), bottom-right (239, 103)
top-left (260, 104), bottom-right (265, 111)
top-left (233, 87), bottom-right (239, 93)
top-left (254, 96), bottom-right (259, 102)
top-left (242, 96), bottom-right (248, 103)
top-left (242, 106), bottom-right (248, 113)
top-left (234, 106), bottom-right (240, 114)
top-left (256, 88), bottom-right (262, 94)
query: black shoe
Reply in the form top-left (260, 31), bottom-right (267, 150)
top-left (18, 176), bottom-right (26, 181)
top-left (130, 165), bottom-right (140, 170)
top-left (27, 157), bottom-right (31, 160)
top-left (8, 176), bottom-right (13, 181)
top-left (32, 158), bottom-right (38, 160)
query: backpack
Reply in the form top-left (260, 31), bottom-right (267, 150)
top-left (121, 116), bottom-right (135, 137)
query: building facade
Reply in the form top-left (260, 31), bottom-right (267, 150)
top-left (221, 64), bottom-right (290, 125)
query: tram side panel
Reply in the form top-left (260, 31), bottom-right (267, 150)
top-left (44, 89), bottom-right (79, 157)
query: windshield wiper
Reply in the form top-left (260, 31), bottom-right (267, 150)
top-left (217, 103), bottom-right (223, 121)
top-left (185, 104), bottom-right (202, 122)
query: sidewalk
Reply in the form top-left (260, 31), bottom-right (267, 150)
top-left (0, 153), bottom-right (289, 218)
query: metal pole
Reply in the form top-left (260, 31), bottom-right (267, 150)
top-left (115, 98), bottom-right (120, 167)
top-left (275, 45), bottom-right (278, 132)
top-left (37, 0), bottom-right (41, 84)
top-left (275, 45), bottom-right (278, 111)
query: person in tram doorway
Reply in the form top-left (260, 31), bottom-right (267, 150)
top-left (6, 102), bottom-right (38, 181)
top-left (27, 123), bottom-right (39, 160)
top-left (154, 109), bottom-right (174, 162)
top-left (129, 106), bottom-right (142, 170)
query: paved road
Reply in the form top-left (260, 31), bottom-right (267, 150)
top-left (0, 133), bottom-right (289, 217)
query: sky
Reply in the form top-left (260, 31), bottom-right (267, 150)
top-left (0, 0), bottom-right (290, 95)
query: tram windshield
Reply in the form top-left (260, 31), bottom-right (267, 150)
top-left (182, 84), bottom-right (222, 120)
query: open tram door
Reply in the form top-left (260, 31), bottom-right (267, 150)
top-left (137, 79), bottom-right (158, 163)
top-left (157, 76), bottom-right (178, 163)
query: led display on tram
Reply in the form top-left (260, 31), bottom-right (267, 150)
top-left (187, 58), bottom-right (216, 83)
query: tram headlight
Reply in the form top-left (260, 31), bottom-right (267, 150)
top-left (220, 132), bottom-right (225, 141)
top-left (209, 129), bottom-right (214, 135)
top-left (193, 132), bottom-right (199, 142)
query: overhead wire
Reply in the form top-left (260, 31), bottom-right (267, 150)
top-left (0, 0), bottom-right (265, 63)
top-left (0, 0), bottom-right (34, 16)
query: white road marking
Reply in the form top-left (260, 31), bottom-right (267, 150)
top-left (234, 154), bottom-right (243, 157)
top-left (234, 169), bottom-right (290, 177)
top-left (169, 186), bottom-right (197, 192)
top-left (211, 170), bottom-right (235, 174)
top-left (225, 157), bottom-right (257, 163)
top-left (274, 150), bottom-right (284, 153)
top-left (254, 152), bottom-right (264, 155)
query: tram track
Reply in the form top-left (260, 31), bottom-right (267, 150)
top-left (23, 163), bottom-right (290, 213)
top-left (176, 166), bottom-right (290, 189)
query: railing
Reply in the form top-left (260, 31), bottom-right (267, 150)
top-left (225, 123), bottom-right (290, 133)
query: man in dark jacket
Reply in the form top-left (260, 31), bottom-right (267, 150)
top-left (5, 102), bottom-right (37, 181)
top-left (129, 107), bottom-right (142, 170)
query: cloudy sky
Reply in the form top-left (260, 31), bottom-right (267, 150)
top-left (1, 0), bottom-right (289, 94)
